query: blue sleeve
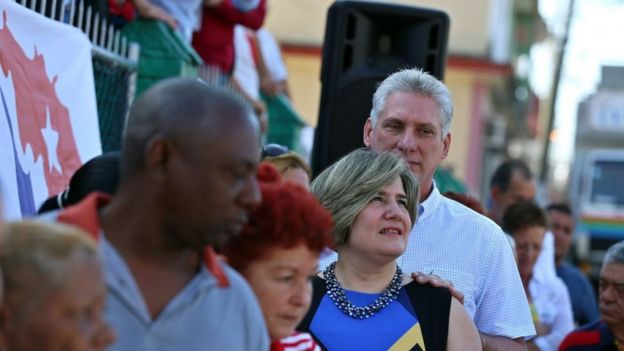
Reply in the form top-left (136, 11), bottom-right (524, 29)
top-left (580, 275), bottom-right (600, 325)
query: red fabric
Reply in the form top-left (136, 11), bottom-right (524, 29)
top-left (203, 247), bottom-right (229, 287)
top-left (108, 0), bottom-right (136, 21)
top-left (270, 333), bottom-right (319, 351)
top-left (558, 330), bottom-right (601, 350)
top-left (57, 192), bottom-right (111, 241)
top-left (58, 192), bottom-right (229, 287)
top-left (192, 0), bottom-right (267, 73)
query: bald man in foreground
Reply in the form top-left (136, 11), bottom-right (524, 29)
top-left (54, 78), bottom-right (269, 350)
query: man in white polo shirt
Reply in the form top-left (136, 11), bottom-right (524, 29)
top-left (322, 68), bottom-right (535, 351)
top-left (364, 68), bottom-right (535, 351)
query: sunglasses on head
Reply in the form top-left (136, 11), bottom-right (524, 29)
top-left (262, 144), bottom-right (290, 158)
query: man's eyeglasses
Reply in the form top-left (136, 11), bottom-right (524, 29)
top-left (262, 144), bottom-right (289, 159)
top-left (599, 278), bottom-right (624, 296)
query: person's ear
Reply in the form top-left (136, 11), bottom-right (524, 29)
top-left (441, 132), bottom-right (451, 159)
top-left (490, 186), bottom-right (504, 204)
top-left (144, 136), bottom-right (170, 181)
top-left (363, 117), bottom-right (374, 147)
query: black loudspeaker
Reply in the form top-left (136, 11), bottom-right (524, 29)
top-left (311, 1), bottom-right (450, 176)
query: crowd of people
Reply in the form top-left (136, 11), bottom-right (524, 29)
top-left (105, 0), bottom-right (297, 140)
top-left (0, 9), bottom-right (619, 346)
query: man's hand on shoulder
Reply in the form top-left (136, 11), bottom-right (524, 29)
top-left (411, 271), bottom-right (464, 305)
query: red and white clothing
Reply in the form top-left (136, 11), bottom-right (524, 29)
top-left (271, 332), bottom-right (321, 351)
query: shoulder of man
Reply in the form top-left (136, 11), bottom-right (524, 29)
top-left (438, 196), bottom-right (505, 236)
top-left (558, 263), bottom-right (595, 289)
top-left (37, 192), bottom-right (109, 240)
top-left (559, 320), bottom-right (612, 350)
top-left (215, 262), bottom-right (271, 349)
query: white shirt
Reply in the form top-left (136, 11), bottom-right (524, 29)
top-left (320, 184), bottom-right (536, 339)
top-left (529, 274), bottom-right (574, 351)
top-left (256, 28), bottom-right (288, 82)
top-left (534, 230), bottom-right (557, 280)
top-left (233, 25), bottom-right (260, 100)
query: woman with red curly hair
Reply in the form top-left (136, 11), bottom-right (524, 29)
top-left (221, 163), bottom-right (334, 351)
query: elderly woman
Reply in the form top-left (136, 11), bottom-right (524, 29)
top-left (503, 201), bottom-right (573, 351)
top-left (222, 163), bottom-right (334, 350)
top-left (0, 221), bottom-right (115, 351)
top-left (298, 149), bottom-right (480, 351)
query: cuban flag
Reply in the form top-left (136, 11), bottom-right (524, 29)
top-left (0, 1), bottom-right (101, 219)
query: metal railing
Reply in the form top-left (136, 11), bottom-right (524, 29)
top-left (13, 0), bottom-right (140, 152)
top-left (16, 0), bottom-right (136, 66)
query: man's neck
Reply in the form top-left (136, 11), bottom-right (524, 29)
top-left (419, 181), bottom-right (434, 203)
top-left (100, 193), bottom-right (202, 319)
top-left (99, 192), bottom-right (199, 269)
top-left (611, 325), bottom-right (624, 347)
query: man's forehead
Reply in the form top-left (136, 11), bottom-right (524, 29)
top-left (509, 173), bottom-right (535, 192)
top-left (602, 263), bottom-right (624, 278)
top-left (378, 94), bottom-right (441, 122)
top-left (549, 211), bottom-right (574, 222)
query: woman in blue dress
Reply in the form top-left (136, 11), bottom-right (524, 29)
top-left (298, 149), bottom-right (480, 351)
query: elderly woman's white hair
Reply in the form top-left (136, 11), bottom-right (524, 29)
top-left (0, 221), bottom-right (99, 320)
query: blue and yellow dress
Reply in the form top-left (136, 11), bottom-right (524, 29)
top-left (298, 277), bottom-right (451, 351)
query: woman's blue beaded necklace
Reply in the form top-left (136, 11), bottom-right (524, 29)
top-left (323, 261), bottom-right (403, 319)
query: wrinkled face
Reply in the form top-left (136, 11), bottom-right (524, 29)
top-left (6, 258), bottom-right (115, 351)
top-left (345, 177), bottom-right (411, 261)
top-left (242, 245), bottom-right (318, 341)
top-left (166, 121), bottom-right (262, 249)
top-left (513, 225), bottom-right (545, 281)
top-left (364, 92), bottom-right (450, 197)
top-left (548, 210), bottom-right (575, 264)
top-left (493, 172), bottom-right (536, 218)
top-left (599, 263), bottom-right (624, 329)
top-left (281, 167), bottom-right (310, 191)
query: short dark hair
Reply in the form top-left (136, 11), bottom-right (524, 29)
top-left (37, 152), bottom-right (121, 214)
top-left (502, 200), bottom-right (547, 235)
top-left (490, 159), bottom-right (533, 192)
top-left (121, 78), bottom-right (253, 180)
top-left (546, 202), bottom-right (573, 216)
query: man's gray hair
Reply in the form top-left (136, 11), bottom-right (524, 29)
top-left (370, 68), bottom-right (453, 137)
top-left (121, 78), bottom-right (254, 180)
top-left (604, 240), bottom-right (624, 266)
top-left (311, 148), bottom-right (419, 249)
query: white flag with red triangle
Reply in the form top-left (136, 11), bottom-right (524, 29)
top-left (0, 1), bottom-right (101, 219)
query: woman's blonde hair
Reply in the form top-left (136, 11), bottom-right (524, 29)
top-left (264, 152), bottom-right (311, 179)
top-left (0, 221), bottom-right (99, 320)
top-left (311, 149), bottom-right (419, 249)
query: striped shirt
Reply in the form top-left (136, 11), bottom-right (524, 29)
top-left (271, 333), bottom-right (321, 351)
